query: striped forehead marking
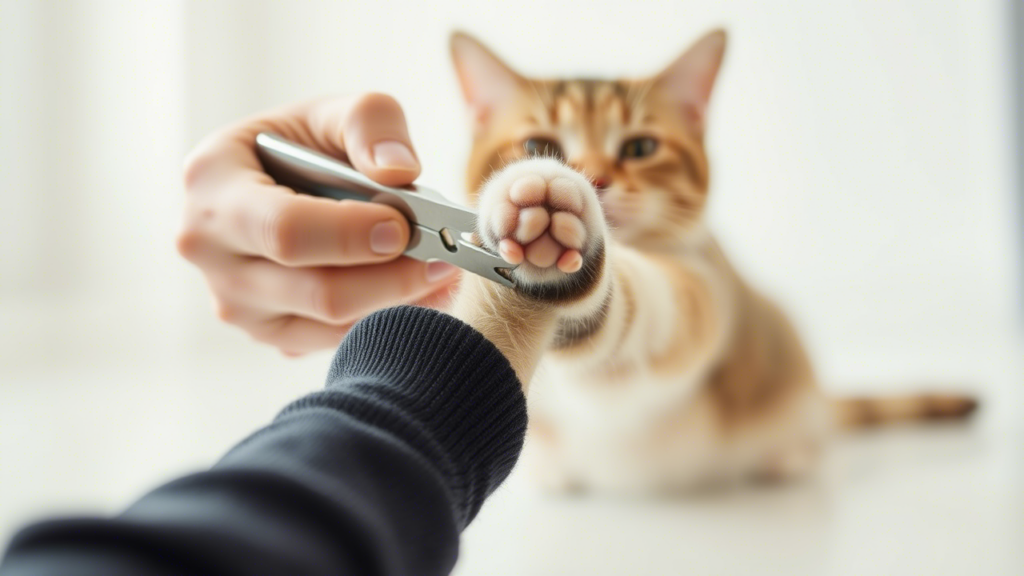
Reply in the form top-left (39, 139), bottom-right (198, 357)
top-left (549, 80), bottom-right (631, 128)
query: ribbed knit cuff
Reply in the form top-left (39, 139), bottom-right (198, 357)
top-left (285, 306), bottom-right (527, 528)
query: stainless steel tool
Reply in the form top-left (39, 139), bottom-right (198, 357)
top-left (255, 132), bottom-right (515, 287)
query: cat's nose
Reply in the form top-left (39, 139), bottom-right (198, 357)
top-left (591, 176), bottom-right (611, 191)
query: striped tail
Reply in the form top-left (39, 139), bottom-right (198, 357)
top-left (833, 392), bottom-right (979, 430)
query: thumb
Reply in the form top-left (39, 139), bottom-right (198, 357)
top-left (308, 93), bottom-right (422, 187)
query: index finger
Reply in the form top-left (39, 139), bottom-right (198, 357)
top-left (226, 176), bottom-right (415, 266)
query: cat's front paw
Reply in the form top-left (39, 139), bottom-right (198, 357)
top-left (477, 158), bottom-right (607, 302)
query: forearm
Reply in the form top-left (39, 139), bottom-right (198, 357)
top-left (1, 307), bottom-right (526, 576)
top-left (449, 274), bottom-right (559, 388)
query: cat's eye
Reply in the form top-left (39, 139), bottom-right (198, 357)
top-left (619, 137), bottom-right (658, 160)
top-left (523, 137), bottom-right (563, 159)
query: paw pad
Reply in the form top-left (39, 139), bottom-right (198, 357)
top-left (477, 159), bottom-right (604, 282)
top-left (489, 175), bottom-right (590, 273)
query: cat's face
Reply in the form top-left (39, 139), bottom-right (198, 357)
top-left (452, 30), bottom-right (726, 247)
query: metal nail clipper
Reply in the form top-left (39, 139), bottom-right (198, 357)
top-left (255, 132), bottom-right (516, 287)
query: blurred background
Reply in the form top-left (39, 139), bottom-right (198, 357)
top-left (1, 1), bottom-right (1021, 574)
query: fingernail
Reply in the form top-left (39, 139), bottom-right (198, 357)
top-left (370, 220), bottom-right (404, 254)
top-left (371, 140), bottom-right (419, 171)
top-left (425, 260), bottom-right (459, 282)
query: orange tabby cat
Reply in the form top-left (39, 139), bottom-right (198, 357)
top-left (448, 30), bottom-right (976, 493)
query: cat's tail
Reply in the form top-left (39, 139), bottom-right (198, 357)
top-left (832, 392), bottom-right (978, 430)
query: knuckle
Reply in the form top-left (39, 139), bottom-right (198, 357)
top-left (262, 202), bottom-right (302, 264)
top-left (182, 146), bottom-right (218, 190)
top-left (310, 272), bottom-right (348, 322)
top-left (175, 228), bottom-right (206, 262)
top-left (332, 201), bottom-right (359, 257)
top-left (213, 299), bottom-right (243, 325)
top-left (182, 129), bottom-right (236, 190)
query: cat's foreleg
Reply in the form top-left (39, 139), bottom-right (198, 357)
top-left (450, 157), bottom-right (612, 388)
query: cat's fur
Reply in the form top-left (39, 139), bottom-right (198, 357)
top-left (448, 30), bottom-right (976, 493)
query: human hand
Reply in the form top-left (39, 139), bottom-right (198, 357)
top-left (178, 95), bottom-right (461, 355)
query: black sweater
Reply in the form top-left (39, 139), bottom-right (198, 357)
top-left (0, 306), bottom-right (527, 575)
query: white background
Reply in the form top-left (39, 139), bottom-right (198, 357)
top-left (1, 1), bottom-right (1021, 574)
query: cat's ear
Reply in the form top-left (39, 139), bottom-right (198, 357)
top-left (654, 29), bottom-right (727, 134)
top-left (450, 32), bottom-right (525, 126)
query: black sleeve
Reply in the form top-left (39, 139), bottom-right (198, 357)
top-left (0, 306), bottom-right (527, 576)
